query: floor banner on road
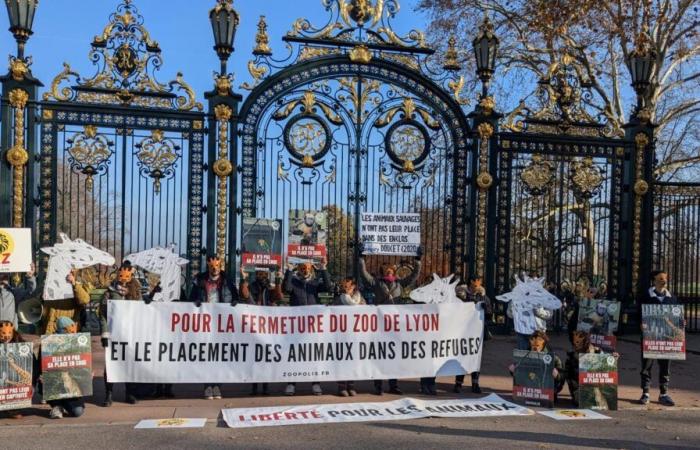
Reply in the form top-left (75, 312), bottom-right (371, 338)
top-left (537, 409), bottom-right (611, 421)
top-left (134, 418), bottom-right (207, 429)
top-left (221, 394), bottom-right (533, 428)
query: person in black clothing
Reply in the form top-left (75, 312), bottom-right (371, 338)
top-left (189, 255), bottom-right (239, 400)
top-left (240, 267), bottom-right (283, 396)
top-left (453, 276), bottom-right (492, 394)
top-left (639, 270), bottom-right (684, 407)
top-left (282, 258), bottom-right (333, 396)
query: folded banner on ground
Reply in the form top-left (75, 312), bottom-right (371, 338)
top-left (222, 394), bottom-right (532, 428)
top-left (106, 302), bottom-right (483, 383)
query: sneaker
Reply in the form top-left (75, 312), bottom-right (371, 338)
top-left (639, 393), bottom-right (650, 405)
top-left (388, 387), bottom-right (403, 395)
top-left (212, 386), bottom-right (222, 399)
top-left (312, 383), bottom-right (323, 396)
top-left (472, 384), bottom-right (482, 394)
top-left (453, 383), bottom-right (462, 394)
top-left (659, 394), bottom-right (675, 407)
top-left (348, 389), bottom-right (357, 397)
top-left (204, 386), bottom-right (214, 400)
top-left (338, 389), bottom-right (349, 397)
top-left (49, 406), bottom-right (63, 419)
top-left (285, 384), bottom-right (295, 396)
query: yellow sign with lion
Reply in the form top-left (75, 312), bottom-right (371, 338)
top-left (0, 228), bottom-right (32, 273)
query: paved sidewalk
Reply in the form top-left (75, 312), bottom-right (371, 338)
top-left (2, 333), bottom-right (698, 426)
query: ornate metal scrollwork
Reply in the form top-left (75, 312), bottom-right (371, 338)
top-left (42, 1), bottom-right (202, 111)
top-left (66, 125), bottom-right (114, 191)
top-left (520, 154), bottom-right (555, 196)
top-left (135, 129), bottom-right (181, 194)
top-left (7, 89), bottom-right (30, 229)
top-left (569, 157), bottom-right (604, 199)
top-left (631, 132), bottom-right (650, 293)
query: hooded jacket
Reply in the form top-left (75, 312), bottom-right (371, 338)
top-left (0, 276), bottom-right (37, 328)
top-left (359, 259), bottom-right (421, 305)
top-left (283, 269), bottom-right (332, 306)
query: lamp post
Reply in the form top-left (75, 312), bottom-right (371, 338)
top-left (472, 15), bottom-right (499, 99)
top-left (210, 0), bottom-right (239, 76)
top-left (5, 0), bottom-right (38, 60)
top-left (628, 36), bottom-right (655, 117)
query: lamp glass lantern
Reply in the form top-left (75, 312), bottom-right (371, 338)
top-left (5, 0), bottom-right (38, 58)
top-left (210, 0), bottom-right (240, 75)
top-left (472, 17), bottom-right (499, 97)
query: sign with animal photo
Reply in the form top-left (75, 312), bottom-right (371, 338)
top-left (578, 353), bottom-right (618, 411)
top-left (576, 299), bottom-right (620, 352)
top-left (41, 332), bottom-right (93, 401)
top-left (360, 212), bottom-right (421, 256)
top-left (287, 210), bottom-right (327, 265)
top-left (242, 218), bottom-right (283, 269)
top-left (512, 350), bottom-right (555, 408)
top-left (0, 342), bottom-right (34, 411)
top-left (0, 228), bottom-right (32, 273)
top-left (41, 233), bottom-right (115, 301)
top-left (642, 304), bottom-right (686, 360)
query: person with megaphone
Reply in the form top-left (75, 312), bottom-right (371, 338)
top-left (0, 262), bottom-right (37, 328)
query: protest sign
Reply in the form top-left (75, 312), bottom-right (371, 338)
top-left (287, 210), bottom-right (327, 265)
top-left (135, 418), bottom-right (207, 429)
top-left (41, 332), bottom-right (93, 401)
top-left (242, 218), bottom-right (283, 269)
top-left (0, 342), bottom-right (33, 411)
top-left (642, 304), bottom-right (686, 360)
top-left (577, 299), bottom-right (620, 352)
top-left (222, 394), bottom-right (532, 428)
top-left (360, 213), bottom-right (420, 256)
top-left (0, 228), bottom-right (32, 273)
top-left (106, 302), bottom-right (484, 383)
top-left (512, 350), bottom-right (555, 408)
top-left (538, 409), bottom-right (610, 421)
top-left (578, 353), bottom-right (618, 411)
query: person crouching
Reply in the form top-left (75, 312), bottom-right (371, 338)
top-left (46, 317), bottom-right (86, 419)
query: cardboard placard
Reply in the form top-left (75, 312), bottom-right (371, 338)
top-left (242, 218), bottom-right (283, 269)
top-left (0, 228), bottom-right (32, 273)
top-left (360, 212), bottom-right (421, 256)
top-left (0, 342), bottom-right (33, 411)
top-left (287, 210), bottom-right (327, 265)
top-left (577, 299), bottom-right (621, 352)
top-left (642, 304), bottom-right (686, 360)
top-left (512, 349), bottom-right (555, 408)
top-left (41, 332), bottom-right (93, 401)
top-left (578, 353), bottom-right (618, 410)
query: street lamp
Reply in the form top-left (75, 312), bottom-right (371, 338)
top-left (210, 0), bottom-right (240, 75)
top-left (628, 32), bottom-right (655, 114)
top-left (472, 15), bottom-right (499, 98)
top-left (5, 0), bottom-right (38, 59)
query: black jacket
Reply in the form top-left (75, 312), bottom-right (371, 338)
top-left (282, 269), bottom-right (332, 306)
top-left (189, 272), bottom-right (238, 306)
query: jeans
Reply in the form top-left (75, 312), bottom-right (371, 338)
top-left (48, 398), bottom-right (85, 417)
top-left (455, 372), bottom-right (480, 385)
top-left (516, 333), bottom-right (531, 350)
top-left (641, 358), bottom-right (671, 394)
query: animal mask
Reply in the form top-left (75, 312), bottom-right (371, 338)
top-left (0, 321), bottom-right (14, 343)
top-left (410, 274), bottom-right (461, 304)
top-left (125, 245), bottom-right (188, 302)
top-left (207, 257), bottom-right (222, 277)
top-left (297, 263), bottom-right (313, 278)
top-left (118, 267), bottom-right (134, 284)
top-left (496, 273), bottom-right (562, 335)
top-left (529, 335), bottom-right (546, 352)
top-left (572, 331), bottom-right (590, 352)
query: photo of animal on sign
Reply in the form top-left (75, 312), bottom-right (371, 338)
top-left (360, 212), bottom-right (420, 256)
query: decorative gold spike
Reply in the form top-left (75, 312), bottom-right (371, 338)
top-left (253, 16), bottom-right (273, 56)
top-left (349, 45), bottom-right (372, 64)
top-left (443, 35), bottom-right (461, 71)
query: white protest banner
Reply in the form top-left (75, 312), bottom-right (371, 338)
top-left (222, 394), bottom-right (532, 428)
top-left (106, 302), bottom-right (483, 383)
top-left (538, 409), bottom-right (611, 421)
top-left (0, 228), bottom-right (32, 273)
top-left (360, 212), bottom-right (420, 256)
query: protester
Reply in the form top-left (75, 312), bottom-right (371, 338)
top-left (240, 267), bottom-right (283, 396)
top-left (639, 270), bottom-right (683, 407)
top-left (333, 277), bottom-right (366, 397)
top-left (41, 270), bottom-right (91, 335)
top-left (359, 246), bottom-right (422, 395)
top-left (190, 255), bottom-right (239, 400)
top-left (46, 317), bottom-right (86, 419)
top-left (0, 263), bottom-right (37, 327)
top-left (454, 276), bottom-right (491, 394)
top-left (509, 330), bottom-right (565, 398)
top-left (144, 281), bottom-right (175, 399)
top-left (100, 262), bottom-right (144, 406)
top-left (566, 284), bottom-right (597, 345)
top-left (565, 330), bottom-right (601, 406)
top-left (282, 258), bottom-right (332, 396)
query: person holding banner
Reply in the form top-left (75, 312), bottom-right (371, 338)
top-left (240, 267), bottom-right (283, 396)
top-left (190, 255), bottom-right (239, 400)
top-left (282, 258), bottom-right (333, 396)
top-left (45, 317), bottom-right (86, 419)
top-left (359, 245), bottom-right (422, 395)
top-left (333, 277), bottom-right (366, 397)
top-left (454, 277), bottom-right (491, 394)
top-left (639, 270), bottom-right (683, 407)
top-left (0, 263), bottom-right (37, 328)
top-left (100, 262), bottom-right (145, 406)
top-left (41, 270), bottom-right (91, 335)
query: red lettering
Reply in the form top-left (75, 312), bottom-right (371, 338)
top-left (1, 253), bottom-right (10, 264)
top-left (171, 313), bottom-right (181, 332)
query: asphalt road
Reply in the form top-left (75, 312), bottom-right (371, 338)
top-left (2, 409), bottom-right (699, 450)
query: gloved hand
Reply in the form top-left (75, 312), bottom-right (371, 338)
top-left (144, 295), bottom-right (153, 305)
top-left (101, 337), bottom-right (109, 348)
top-left (195, 300), bottom-right (202, 308)
top-left (415, 245), bottom-right (423, 261)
